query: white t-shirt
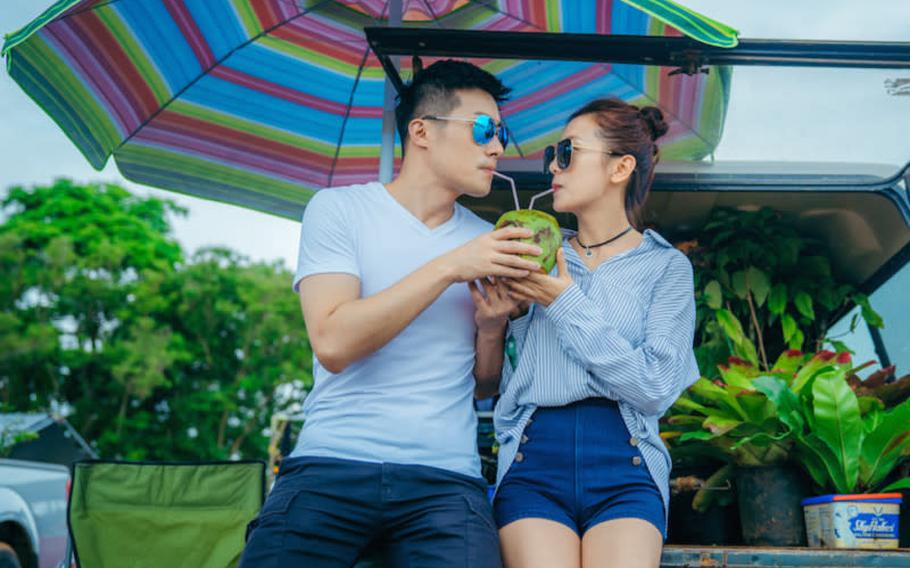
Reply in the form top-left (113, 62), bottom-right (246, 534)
top-left (291, 181), bottom-right (492, 478)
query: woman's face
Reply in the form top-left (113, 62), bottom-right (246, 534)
top-left (548, 114), bottom-right (634, 215)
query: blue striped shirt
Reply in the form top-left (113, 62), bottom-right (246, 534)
top-left (494, 229), bottom-right (700, 515)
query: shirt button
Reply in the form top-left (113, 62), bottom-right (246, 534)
top-left (515, 452), bottom-right (525, 463)
top-left (629, 437), bottom-right (639, 447)
top-left (632, 456), bottom-right (642, 466)
top-left (521, 434), bottom-right (529, 444)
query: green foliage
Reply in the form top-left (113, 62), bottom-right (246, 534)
top-left (0, 180), bottom-right (312, 460)
top-left (754, 363), bottom-right (910, 495)
top-left (666, 347), bottom-right (910, 495)
top-left (683, 207), bottom-right (882, 377)
top-left (665, 355), bottom-right (794, 468)
top-left (0, 417), bottom-right (39, 457)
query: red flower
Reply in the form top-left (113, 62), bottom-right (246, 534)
top-left (836, 352), bottom-right (852, 364)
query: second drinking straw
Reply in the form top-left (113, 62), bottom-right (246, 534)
top-left (528, 189), bottom-right (555, 211)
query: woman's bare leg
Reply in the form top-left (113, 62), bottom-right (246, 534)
top-left (581, 518), bottom-right (662, 568)
top-left (499, 518), bottom-right (581, 568)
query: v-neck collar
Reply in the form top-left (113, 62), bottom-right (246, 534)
top-left (378, 182), bottom-right (463, 237)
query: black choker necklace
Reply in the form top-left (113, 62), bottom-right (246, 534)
top-left (576, 226), bottom-right (633, 258)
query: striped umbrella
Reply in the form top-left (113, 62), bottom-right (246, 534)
top-left (2, 1), bottom-right (735, 219)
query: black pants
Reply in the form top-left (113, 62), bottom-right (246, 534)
top-left (239, 456), bottom-right (502, 568)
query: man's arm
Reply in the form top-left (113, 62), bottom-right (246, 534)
top-left (300, 226), bottom-right (542, 374)
top-left (468, 277), bottom-right (527, 399)
top-left (472, 324), bottom-right (506, 399)
top-left (299, 261), bottom-right (453, 374)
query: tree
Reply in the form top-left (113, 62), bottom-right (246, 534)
top-left (0, 179), bottom-right (312, 460)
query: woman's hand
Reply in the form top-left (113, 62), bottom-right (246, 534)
top-left (469, 276), bottom-right (525, 333)
top-left (505, 248), bottom-right (573, 307)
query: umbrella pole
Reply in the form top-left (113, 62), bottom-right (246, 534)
top-left (379, 0), bottom-right (402, 184)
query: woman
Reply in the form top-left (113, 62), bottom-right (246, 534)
top-left (488, 98), bottom-right (699, 568)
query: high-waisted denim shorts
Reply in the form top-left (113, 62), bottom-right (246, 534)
top-left (493, 398), bottom-right (666, 538)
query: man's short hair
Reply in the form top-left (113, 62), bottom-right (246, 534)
top-left (395, 59), bottom-right (511, 150)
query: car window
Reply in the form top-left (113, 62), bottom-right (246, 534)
top-left (829, 262), bottom-right (910, 377)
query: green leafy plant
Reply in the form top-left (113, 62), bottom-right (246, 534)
top-left (666, 346), bottom-right (910, 495)
top-left (662, 351), bottom-right (798, 513)
top-left (754, 355), bottom-right (910, 495)
top-left (680, 207), bottom-right (883, 376)
top-left (665, 351), bottom-right (807, 467)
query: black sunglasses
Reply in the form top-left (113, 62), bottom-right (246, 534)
top-left (543, 138), bottom-right (622, 174)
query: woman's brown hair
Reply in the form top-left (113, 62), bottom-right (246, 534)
top-left (569, 98), bottom-right (669, 227)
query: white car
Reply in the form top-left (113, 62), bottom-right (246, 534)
top-left (0, 458), bottom-right (71, 568)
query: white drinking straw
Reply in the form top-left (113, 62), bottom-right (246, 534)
top-left (492, 171), bottom-right (521, 211)
top-left (528, 188), bottom-right (555, 211)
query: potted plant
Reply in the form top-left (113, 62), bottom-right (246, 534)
top-left (664, 350), bottom-right (815, 546)
top-left (751, 352), bottom-right (910, 549)
top-left (665, 206), bottom-right (892, 545)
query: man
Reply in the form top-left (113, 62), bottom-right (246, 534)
top-left (240, 60), bottom-right (541, 567)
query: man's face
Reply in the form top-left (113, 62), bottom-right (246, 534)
top-left (425, 88), bottom-right (505, 198)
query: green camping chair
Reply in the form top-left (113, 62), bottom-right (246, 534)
top-left (68, 460), bottom-right (266, 568)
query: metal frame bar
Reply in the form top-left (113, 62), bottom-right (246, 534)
top-left (868, 322), bottom-right (894, 370)
top-left (366, 28), bottom-right (910, 94)
top-left (378, 1), bottom-right (402, 183)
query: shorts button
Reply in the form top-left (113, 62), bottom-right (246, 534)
top-left (521, 434), bottom-right (529, 444)
top-left (632, 456), bottom-right (642, 466)
top-left (515, 452), bottom-right (525, 463)
top-left (629, 437), bottom-right (639, 447)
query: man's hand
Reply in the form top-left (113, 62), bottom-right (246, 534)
top-left (508, 292), bottom-right (531, 320)
top-left (505, 248), bottom-right (573, 307)
top-left (469, 276), bottom-right (522, 333)
top-left (439, 227), bottom-right (543, 283)
top-left (470, 275), bottom-right (523, 400)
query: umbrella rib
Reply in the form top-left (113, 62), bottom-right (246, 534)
top-left (328, 44), bottom-right (372, 188)
top-left (508, 128), bottom-right (526, 159)
top-left (113, 0), bottom-right (338, 155)
top-left (606, 63), bottom-right (716, 150)
top-left (328, 0), bottom-right (391, 187)
top-left (418, 0), bottom-right (444, 27)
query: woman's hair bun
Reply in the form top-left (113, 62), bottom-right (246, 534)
top-left (640, 106), bottom-right (669, 141)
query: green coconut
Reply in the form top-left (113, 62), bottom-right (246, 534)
top-left (494, 209), bottom-right (562, 273)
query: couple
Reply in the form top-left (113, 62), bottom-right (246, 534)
top-left (240, 59), bottom-right (699, 568)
